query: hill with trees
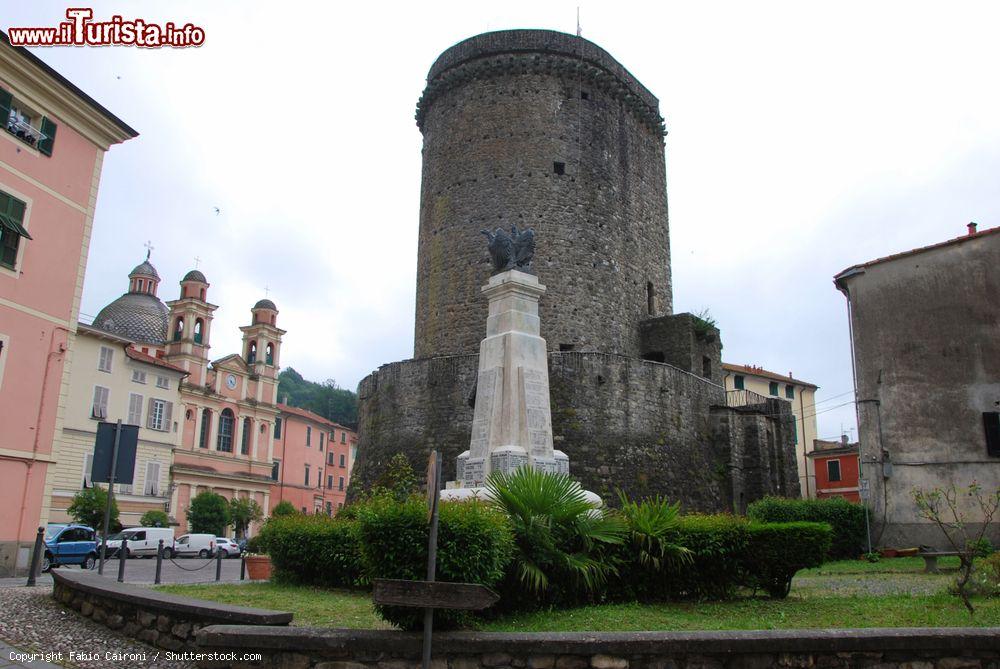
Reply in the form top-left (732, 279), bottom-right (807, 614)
top-left (277, 367), bottom-right (358, 428)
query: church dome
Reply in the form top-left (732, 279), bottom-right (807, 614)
top-left (253, 298), bottom-right (277, 310)
top-left (94, 293), bottom-right (169, 345)
top-left (129, 260), bottom-right (160, 280)
top-left (182, 269), bottom-right (207, 283)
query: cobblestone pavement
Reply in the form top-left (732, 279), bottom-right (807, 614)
top-left (1, 557), bottom-right (244, 588)
top-left (0, 587), bottom-right (195, 669)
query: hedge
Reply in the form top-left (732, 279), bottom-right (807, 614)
top-left (663, 514), bottom-right (750, 600)
top-left (355, 495), bottom-right (513, 630)
top-left (747, 496), bottom-right (866, 559)
top-left (257, 514), bottom-right (365, 589)
top-left (742, 521), bottom-right (832, 598)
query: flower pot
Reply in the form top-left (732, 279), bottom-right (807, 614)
top-left (244, 555), bottom-right (272, 580)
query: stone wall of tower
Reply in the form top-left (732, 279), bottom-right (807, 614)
top-left (348, 352), bottom-right (800, 511)
top-left (414, 30), bottom-right (672, 359)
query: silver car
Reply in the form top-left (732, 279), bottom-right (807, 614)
top-left (215, 537), bottom-right (241, 558)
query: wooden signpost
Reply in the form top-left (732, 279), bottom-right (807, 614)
top-left (372, 450), bottom-right (498, 669)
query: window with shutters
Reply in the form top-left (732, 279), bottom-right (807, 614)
top-left (734, 375), bottom-right (745, 390)
top-left (341, 431), bottom-right (346, 444)
top-left (327, 474), bottom-right (333, 489)
top-left (1, 88), bottom-right (57, 155)
top-left (131, 369), bottom-right (147, 384)
top-left (768, 381), bottom-right (779, 396)
top-left (82, 453), bottom-right (93, 488)
top-left (98, 346), bottom-right (113, 373)
top-left (827, 459), bottom-right (842, 482)
top-left (148, 398), bottom-right (171, 431)
top-left (217, 408), bottom-right (235, 451)
top-left (91, 386), bottom-right (109, 419)
top-left (304, 464), bottom-right (310, 486)
top-left (156, 375), bottom-right (169, 389)
top-left (274, 417), bottom-right (282, 439)
top-left (144, 461), bottom-right (161, 496)
top-left (127, 393), bottom-right (143, 425)
top-left (241, 417), bottom-right (251, 455)
top-left (327, 452), bottom-right (334, 465)
top-left (339, 453), bottom-right (345, 468)
top-left (0, 190), bottom-right (30, 270)
top-left (320, 432), bottom-right (324, 451)
top-left (785, 385), bottom-right (795, 399)
top-left (984, 412), bottom-right (1000, 457)
top-left (319, 468), bottom-right (323, 488)
top-left (198, 408), bottom-right (211, 448)
top-left (338, 477), bottom-right (344, 491)
top-left (271, 460), bottom-right (280, 481)
top-left (306, 426), bottom-right (311, 446)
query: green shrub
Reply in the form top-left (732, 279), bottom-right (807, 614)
top-left (270, 500), bottom-right (298, 517)
top-left (356, 495), bottom-right (513, 630)
top-left (68, 487), bottom-right (118, 532)
top-left (486, 468), bottom-right (626, 611)
top-left (963, 552), bottom-right (1000, 597)
top-left (187, 491), bottom-right (230, 535)
top-left (747, 496), bottom-right (866, 560)
top-left (663, 514), bottom-right (749, 600)
top-left (609, 494), bottom-right (692, 602)
top-left (244, 533), bottom-right (266, 555)
top-left (139, 510), bottom-right (169, 528)
top-left (742, 522), bottom-right (832, 598)
top-left (257, 513), bottom-right (365, 589)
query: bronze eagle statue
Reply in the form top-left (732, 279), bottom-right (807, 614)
top-left (481, 225), bottom-right (535, 274)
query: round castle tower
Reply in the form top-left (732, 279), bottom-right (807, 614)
top-left (414, 29), bottom-right (672, 359)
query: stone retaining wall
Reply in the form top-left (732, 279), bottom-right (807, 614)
top-left (51, 569), bottom-right (291, 652)
top-left (194, 625), bottom-right (1000, 669)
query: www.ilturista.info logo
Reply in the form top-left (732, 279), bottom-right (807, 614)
top-left (7, 8), bottom-right (205, 48)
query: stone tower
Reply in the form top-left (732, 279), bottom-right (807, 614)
top-left (413, 30), bottom-right (672, 359)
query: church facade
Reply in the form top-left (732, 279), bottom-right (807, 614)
top-left (47, 256), bottom-right (286, 536)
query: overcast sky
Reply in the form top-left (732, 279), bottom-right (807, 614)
top-left (7, 1), bottom-right (1000, 440)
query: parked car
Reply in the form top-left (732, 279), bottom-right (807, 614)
top-left (102, 527), bottom-right (174, 558)
top-left (169, 533), bottom-right (216, 558)
top-left (42, 524), bottom-right (98, 571)
top-left (215, 537), bottom-right (241, 558)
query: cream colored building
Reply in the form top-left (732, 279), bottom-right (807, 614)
top-left (722, 363), bottom-right (819, 498)
top-left (45, 323), bottom-right (187, 527)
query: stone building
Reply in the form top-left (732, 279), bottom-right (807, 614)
top-left (722, 363), bottom-right (819, 498)
top-left (351, 30), bottom-right (800, 510)
top-left (835, 223), bottom-right (1000, 547)
top-left (0, 33), bottom-right (136, 576)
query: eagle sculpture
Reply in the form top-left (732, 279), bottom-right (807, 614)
top-left (481, 225), bottom-right (535, 274)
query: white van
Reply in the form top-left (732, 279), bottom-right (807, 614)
top-left (169, 533), bottom-right (216, 558)
top-left (104, 527), bottom-right (174, 558)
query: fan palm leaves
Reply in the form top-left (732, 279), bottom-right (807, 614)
top-left (617, 491), bottom-right (692, 571)
top-left (485, 467), bottom-right (626, 597)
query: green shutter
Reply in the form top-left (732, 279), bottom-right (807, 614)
top-left (38, 117), bottom-right (57, 156)
top-left (0, 89), bottom-right (11, 127)
top-left (0, 192), bottom-right (31, 239)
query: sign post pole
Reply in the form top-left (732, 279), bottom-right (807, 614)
top-left (422, 450), bottom-right (441, 669)
top-left (98, 419), bottom-right (122, 575)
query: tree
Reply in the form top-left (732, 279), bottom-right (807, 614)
top-left (270, 500), bottom-right (298, 517)
top-left (913, 480), bottom-right (1000, 614)
top-left (187, 491), bottom-right (231, 535)
top-left (67, 486), bottom-right (117, 534)
top-left (371, 453), bottom-right (419, 502)
top-left (229, 497), bottom-right (263, 538)
top-left (139, 510), bottom-right (169, 528)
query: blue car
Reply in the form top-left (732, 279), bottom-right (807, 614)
top-left (43, 524), bottom-right (98, 571)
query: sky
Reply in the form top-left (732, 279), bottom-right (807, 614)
top-left (6, 1), bottom-right (1000, 440)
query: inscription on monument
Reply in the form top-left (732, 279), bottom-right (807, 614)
top-left (470, 368), bottom-right (500, 458)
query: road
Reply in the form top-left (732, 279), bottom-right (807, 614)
top-left (1, 555), bottom-right (247, 588)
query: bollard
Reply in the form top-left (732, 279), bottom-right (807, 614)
top-left (154, 539), bottom-right (164, 585)
top-left (26, 527), bottom-right (45, 587)
top-left (240, 555), bottom-right (246, 581)
top-left (117, 537), bottom-right (127, 583)
top-left (215, 547), bottom-right (223, 581)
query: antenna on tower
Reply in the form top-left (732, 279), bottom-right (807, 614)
top-left (576, 7), bottom-right (582, 37)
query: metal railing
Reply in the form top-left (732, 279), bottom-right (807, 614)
top-left (725, 388), bottom-right (772, 408)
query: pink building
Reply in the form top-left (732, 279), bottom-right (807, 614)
top-left (271, 405), bottom-right (355, 515)
top-left (0, 34), bottom-right (136, 576)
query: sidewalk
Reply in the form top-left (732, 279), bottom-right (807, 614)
top-left (0, 639), bottom-right (64, 669)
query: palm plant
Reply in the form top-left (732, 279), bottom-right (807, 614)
top-left (485, 467), bottom-right (625, 599)
top-left (617, 492), bottom-right (692, 571)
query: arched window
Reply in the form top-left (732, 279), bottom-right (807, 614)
top-left (217, 409), bottom-right (235, 452)
top-left (136, 279), bottom-right (144, 293)
top-left (241, 417), bottom-right (252, 455)
top-left (198, 408), bottom-right (211, 449)
top-left (199, 288), bottom-right (205, 301)
top-left (247, 341), bottom-right (257, 364)
top-left (173, 318), bottom-right (184, 342)
top-left (194, 319), bottom-right (204, 345)
top-left (265, 343), bottom-right (274, 365)
top-left (646, 281), bottom-right (655, 316)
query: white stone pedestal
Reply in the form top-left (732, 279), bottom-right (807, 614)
top-left (449, 270), bottom-right (570, 490)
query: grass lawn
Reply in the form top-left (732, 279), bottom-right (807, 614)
top-left (155, 557), bottom-right (999, 632)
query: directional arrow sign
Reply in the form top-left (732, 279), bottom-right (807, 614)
top-left (373, 579), bottom-right (500, 611)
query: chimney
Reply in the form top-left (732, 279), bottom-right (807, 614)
top-left (841, 434), bottom-right (849, 445)
top-left (968, 222), bottom-right (978, 235)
